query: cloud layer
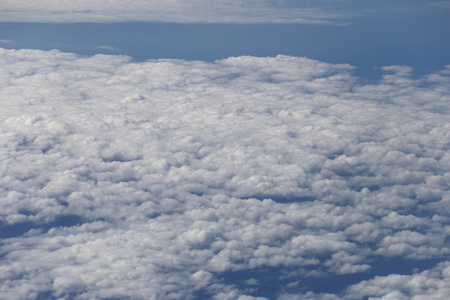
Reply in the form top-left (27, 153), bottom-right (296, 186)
top-left (0, 0), bottom-right (353, 24)
top-left (2, 0), bottom-right (446, 24)
top-left (1, 48), bottom-right (450, 299)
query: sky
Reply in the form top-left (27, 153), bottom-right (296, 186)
top-left (1, 0), bottom-right (450, 78)
top-left (1, 1), bottom-right (450, 300)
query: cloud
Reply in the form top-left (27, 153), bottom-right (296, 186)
top-left (0, 39), bottom-right (16, 44)
top-left (97, 45), bottom-right (118, 52)
top-left (1, 0), bottom-right (445, 24)
top-left (0, 48), bottom-right (449, 299)
top-left (0, 0), bottom-right (355, 24)
top-left (345, 262), bottom-right (450, 299)
top-left (429, 1), bottom-right (450, 10)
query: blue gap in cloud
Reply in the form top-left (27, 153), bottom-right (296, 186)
top-left (210, 257), bottom-right (442, 299)
top-left (0, 214), bottom-right (83, 239)
top-left (1, 17), bottom-right (449, 81)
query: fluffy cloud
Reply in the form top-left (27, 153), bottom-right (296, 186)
top-left (345, 262), bottom-right (450, 299)
top-left (0, 0), bottom-right (353, 24)
top-left (0, 48), bottom-right (449, 299)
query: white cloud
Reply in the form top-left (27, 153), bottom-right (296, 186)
top-left (0, 0), bottom-right (354, 24)
top-left (97, 45), bottom-right (118, 52)
top-left (0, 39), bottom-right (16, 44)
top-left (1, 0), bottom-right (443, 24)
top-left (0, 48), bottom-right (449, 299)
top-left (345, 262), bottom-right (450, 299)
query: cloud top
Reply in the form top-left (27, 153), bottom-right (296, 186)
top-left (0, 0), bottom-right (354, 24)
top-left (0, 48), bottom-right (450, 299)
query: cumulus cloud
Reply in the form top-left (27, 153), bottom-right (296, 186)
top-left (345, 262), bottom-right (450, 299)
top-left (0, 0), bottom-right (354, 24)
top-left (0, 48), bottom-right (449, 299)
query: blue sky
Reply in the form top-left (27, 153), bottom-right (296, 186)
top-left (1, 1), bottom-right (449, 79)
top-left (1, 1), bottom-right (450, 300)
